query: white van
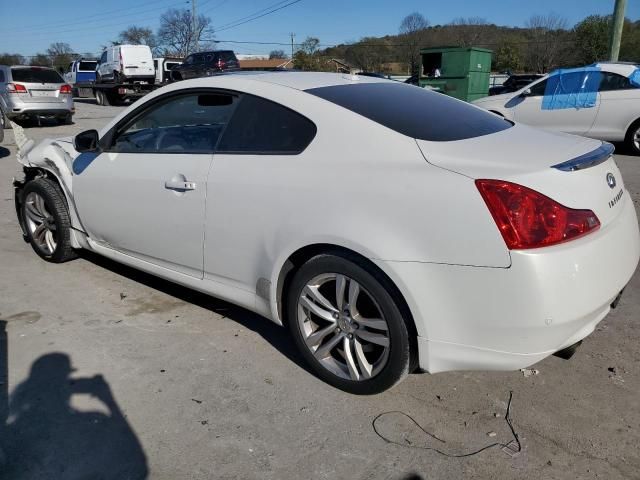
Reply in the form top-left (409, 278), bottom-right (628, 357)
top-left (96, 45), bottom-right (155, 84)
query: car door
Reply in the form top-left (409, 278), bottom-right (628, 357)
top-left (589, 71), bottom-right (640, 141)
top-left (204, 92), bottom-right (317, 291)
top-left (73, 90), bottom-right (238, 278)
top-left (512, 72), bottom-right (600, 136)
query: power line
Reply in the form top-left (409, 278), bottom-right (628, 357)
top-left (213, 0), bottom-right (292, 30)
top-left (213, 0), bottom-right (304, 33)
top-left (1, 0), bottom-right (177, 34)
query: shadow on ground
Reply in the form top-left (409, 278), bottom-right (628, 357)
top-left (0, 147), bottom-right (10, 159)
top-left (80, 251), bottom-right (310, 375)
top-left (0, 320), bottom-right (148, 479)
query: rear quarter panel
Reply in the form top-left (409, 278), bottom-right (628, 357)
top-left (592, 89), bottom-right (640, 141)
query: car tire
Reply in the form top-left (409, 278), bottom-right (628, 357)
top-left (0, 108), bottom-right (8, 129)
top-left (625, 120), bottom-right (640, 156)
top-left (286, 253), bottom-right (414, 394)
top-left (95, 90), bottom-right (110, 106)
top-left (21, 178), bottom-right (77, 263)
top-left (58, 113), bottom-right (73, 125)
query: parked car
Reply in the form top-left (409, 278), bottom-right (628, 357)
top-left (14, 72), bottom-right (639, 394)
top-left (404, 74), bottom-right (419, 86)
top-left (0, 65), bottom-right (73, 125)
top-left (96, 45), bottom-right (155, 84)
top-left (474, 63), bottom-right (640, 154)
top-left (153, 57), bottom-right (182, 84)
top-left (64, 59), bottom-right (98, 89)
top-left (488, 74), bottom-right (543, 96)
top-left (171, 50), bottom-right (239, 81)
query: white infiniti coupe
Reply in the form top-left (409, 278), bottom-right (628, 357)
top-left (13, 72), bottom-right (640, 394)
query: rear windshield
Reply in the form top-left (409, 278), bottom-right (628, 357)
top-left (78, 61), bottom-right (97, 71)
top-left (11, 68), bottom-right (64, 84)
top-left (306, 82), bottom-right (512, 142)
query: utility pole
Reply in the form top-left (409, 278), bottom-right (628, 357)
top-left (609, 0), bottom-right (627, 61)
top-left (290, 33), bottom-right (295, 59)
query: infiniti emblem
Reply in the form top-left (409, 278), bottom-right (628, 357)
top-left (606, 172), bottom-right (616, 189)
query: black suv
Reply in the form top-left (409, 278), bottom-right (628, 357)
top-left (489, 74), bottom-right (544, 96)
top-left (171, 50), bottom-right (240, 81)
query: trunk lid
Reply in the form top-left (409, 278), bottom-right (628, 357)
top-left (416, 123), bottom-right (627, 231)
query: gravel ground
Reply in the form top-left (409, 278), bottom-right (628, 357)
top-left (0, 100), bottom-right (639, 480)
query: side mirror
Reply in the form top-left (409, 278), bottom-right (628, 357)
top-left (520, 88), bottom-right (532, 97)
top-left (74, 129), bottom-right (100, 153)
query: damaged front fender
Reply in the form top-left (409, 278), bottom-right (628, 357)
top-left (13, 121), bottom-right (88, 248)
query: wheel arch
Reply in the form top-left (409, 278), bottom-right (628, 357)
top-left (272, 243), bottom-right (420, 345)
top-left (17, 166), bottom-right (87, 248)
top-left (624, 116), bottom-right (640, 142)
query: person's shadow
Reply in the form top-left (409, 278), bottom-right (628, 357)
top-left (0, 351), bottom-right (148, 480)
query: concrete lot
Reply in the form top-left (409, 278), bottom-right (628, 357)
top-left (1, 101), bottom-right (639, 480)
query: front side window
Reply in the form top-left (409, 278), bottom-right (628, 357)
top-left (100, 52), bottom-right (107, 64)
top-left (184, 55), bottom-right (194, 65)
top-left (217, 94), bottom-right (317, 154)
top-left (111, 92), bottom-right (238, 154)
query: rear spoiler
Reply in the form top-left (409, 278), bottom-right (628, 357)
top-left (551, 142), bottom-right (614, 172)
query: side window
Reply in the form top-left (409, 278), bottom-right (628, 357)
top-left (529, 79), bottom-right (547, 96)
top-left (184, 55), bottom-right (194, 65)
top-left (599, 72), bottom-right (636, 91)
top-left (217, 95), bottom-right (317, 154)
top-left (111, 92), bottom-right (238, 154)
top-left (100, 52), bottom-right (107, 64)
top-left (0, 71), bottom-right (5, 83)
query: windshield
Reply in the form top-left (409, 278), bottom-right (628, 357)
top-left (11, 68), bottom-right (64, 83)
top-left (306, 82), bottom-right (512, 142)
top-left (78, 61), bottom-right (97, 71)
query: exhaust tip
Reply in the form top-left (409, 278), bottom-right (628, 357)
top-left (553, 340), bottom-right (582, 360)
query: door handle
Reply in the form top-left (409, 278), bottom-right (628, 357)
top-left (164, 179), bottom-right (197, 191)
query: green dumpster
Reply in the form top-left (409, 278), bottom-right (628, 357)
top-left (419, 47), bottom-right (492, 102)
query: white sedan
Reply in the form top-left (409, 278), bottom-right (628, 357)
top-left (14, 72), bottom-right (640, 394)
top-left (474, 63), bottom-right (640, 154)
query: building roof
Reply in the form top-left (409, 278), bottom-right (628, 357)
top-left (239, 58), bottom-right (293, 70)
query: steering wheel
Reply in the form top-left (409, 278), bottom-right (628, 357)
top-left (154, 127), bottom-right (185, 151)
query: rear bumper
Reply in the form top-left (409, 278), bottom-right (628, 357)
top-left (384, 191), bottom-right (640, 373)
top-left (5, 100), bottom-right (73, 118)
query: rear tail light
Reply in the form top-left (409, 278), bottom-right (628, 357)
top-left (216, 58), bottom-right (226, 69)
top-left (476, 179), bottom-right (600, 250)
top-left (59, 84), bottom-right (72, 95)
top-left (7, 83), bottom-right (27, 93)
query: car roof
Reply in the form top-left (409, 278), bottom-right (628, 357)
top-left (221, 71), bottom-right (392, 91)
top-left (592, 62), bottom-right (638, 76)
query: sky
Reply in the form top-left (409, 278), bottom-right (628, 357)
top-left (0, 0), bottom-right (637, 58)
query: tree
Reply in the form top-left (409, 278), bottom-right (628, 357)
top-left (299, 37), bottom-right (320, 55)
top-left (399, 12), bottom-right (429, 75)
top-left (449, 17), bottom-right (489, 46)
top-left (46, 42), bottom-right (74, 71)
top-left (118, 26), bottom-right (158, 53)
top-left (494, 42), bottom-right (523, 72)
top-left (0, 53), bottom-right (25, 65)
top-left (574, 15), bottom-right (611, 64)
top-left (269, 49), bottom-right (287, 59)
top-left (29, 53), bottom-right (51, 67)
top-left (345, 37), bottom-right (389, 72)
top-left (157, 8), bottom-right (214, 57)
top-left (525, 13), bottom-right (569, 72)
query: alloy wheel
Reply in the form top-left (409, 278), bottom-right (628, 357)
top-left (24, 192), bottom-right (58, 255)
top-left (634, 127), bottom-right (640, 151)
top-left (296, 273), bottom-right (390, 381)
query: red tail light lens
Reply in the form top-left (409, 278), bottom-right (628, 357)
top-left (216, 58), bottom-right (225, 69)
top-left (7, 83), bottom-right (27, 93)
top-left (476, 179), bottom-right (600, 250)
top-left (59, 84), bottom-right (72, 94)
